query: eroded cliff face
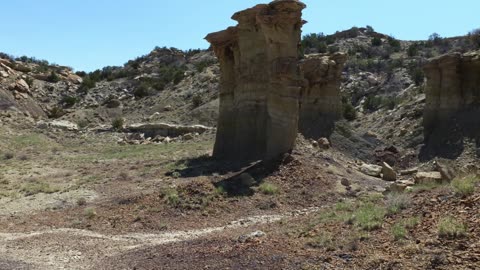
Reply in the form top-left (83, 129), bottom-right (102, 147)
top-left (299, 53), bottom-right (347, 138)
top-left (206, 0), bottom-right (306, 161)
top-left (422, 50), bottom-right (480, 159)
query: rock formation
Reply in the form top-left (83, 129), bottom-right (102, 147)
top-left (422, 50), bottom-right (480, 159)
top-left (206, 0), bottom-right (306, 161)
top-left (206, 0), bottom-right (346, 162)
top-left (299, 53), bottom-right (347, 138)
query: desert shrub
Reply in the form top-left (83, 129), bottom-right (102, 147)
top-left (259, 183), bottom-right (279, 195)
top-left (47, 71), bottom-right (61, 83)
top-left (410, 67), bottom-right (425, 86)
top-left (407, 44), bottom-right (419, 57)
top-left (111, 117), bottom-right (124, 131)
top-left (343, 102), bottom-right (357, 121)
top-left (387, 37), bottom-right (401, 52)
top-left (60, 96), bottom-right (77, 108)
top-left (391, 223), bottom-right (407, 241)
top-left (133, 82), bottom-right (152, 98)
top-left (382, 96), bottom-right (398, 110)
top-left (25, 77), bottom-right (34, 88)
top-left (363, 95), bottom-right (383, 111)
top-left (48, 106), bottom-right (66, 119)
top-left (84, 207), bottom-right (97, 219)
top-left (162, 188), bottom-right (180, 206)
top-left (192, 94), bottom-right (203, 107)
top-left (308, 232), bottom-right (335, 250)
top-left (328, 46), bottom-right (340, 54)
top-left (468, 28), bottom-right (480, 48)
top-left (194, 60), bottom-right (216, 73)
top-left (451, 175), bottom-right (479, 197)
top-left (21, 181), bottom-right (60, 196)
top-left (354, 203), bottom-right (386, 231)
top-left (77, 198), bottom-right (87, 206)
top-left (371, 37), bottom-right (382, 46)
top-left (386, 193), bottom-right (410, 214)
top-left (3, 152), bottom-right (14, 160)
top-left (438, 216), bottom-right (467, 239)
top-left (77, 76), bottom-right (96, 93)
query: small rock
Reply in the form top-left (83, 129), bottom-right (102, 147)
top-left (238, 231), bottom-right (266, 243)
top-left (317, 137), bottom-right (330, 149)
top-left (414, 172), bottom-right (443, 185)
top-left (388, 182), bottom-right (407, 193)
top-left (381, 162), bottom-right (397, 181)
top-left (341, 178), bottom-right (351, 187)
top-left (183, 133), bottom-right (195, 141)
top-left (400, 168), bottom-right (418, 175)
top-left (359, 163), bottom-right (382, 177)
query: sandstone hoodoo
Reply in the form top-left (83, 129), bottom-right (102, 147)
top-left (422, 50), bottom-right (480, 158)
top-left (206, 0), bottom-right (346, 162)
top-left (206, 0), bottom-right (306, 161)
top-left (299, 53), bottom-right (347, 138)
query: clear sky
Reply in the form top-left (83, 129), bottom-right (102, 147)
top-left (1, 0), bottom-right (478, 72)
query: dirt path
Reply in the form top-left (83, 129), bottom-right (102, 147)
top-left (0, 207), bottom-right (321, 270)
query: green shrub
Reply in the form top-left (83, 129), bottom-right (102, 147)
top-left (386, 193), bottom-right (410, 214)
top-left (60, 96), bottom-right (78, 108)
top-left (410, 68), bottom-right (425, 86)
top-left (363, 95), bottom-right (383, 111)
top-left (407, 44), bottom-right (419, 57)
top-left (111, 117), bottom-right (124, 131)
top-left (343, 102), bottom-right (357, 121)
top-left (192, 94), bottom-right (203, 107)
top-left (438, 216), bottom-right (467, 239)
top-left (354, 203), bottom-right (386, 231)
top-left (25, 77), bottom-right (34, 88)
top-left (3, 152), bottom-right (14, 160)
top-left (194, 60), bottom-right (215, 73)
top-left (47, 71), bottom-right (61, 83)
top-left (371, 37), bottom-right (382, 46)
top-left (48, 106), bottom-right (66, 119)
top-left (259, 183), bottom-right (279, 195)
top-left (78, 76), bottom-right (96, 93)
top-left (21, 181), bottom-right (60, 196)
top-left (162, 188), bottom-right (180, 206)
top-left (388, 37), bottom-right (401, 52)
top-left (133, 83), bottom-right (152, 98)
top-left (391, 223), bottom-right (407, 241)
top-left (84, 207), bottom-right (97, 219)
top-left (451, 175), bottom-right (479, 197)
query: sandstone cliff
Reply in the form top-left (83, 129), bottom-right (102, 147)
top-left (422, 50), bottom-right (480, 159)
top-left (299, 52), bottom-right (347, 138)
top-left (206, 0), bottom-right (306, 161)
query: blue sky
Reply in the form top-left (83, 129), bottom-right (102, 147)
top-left (1, 0), bottom-right (478, 72)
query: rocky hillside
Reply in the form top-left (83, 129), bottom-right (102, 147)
top-left (1, 27), bottom-right (479, 141)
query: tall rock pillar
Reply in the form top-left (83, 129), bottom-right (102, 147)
top-left (206, 0), bottom-right (306, 162)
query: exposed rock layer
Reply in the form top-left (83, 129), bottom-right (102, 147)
top-left (422, 50), bottom-right (480, 159)
top-left (299, 53), bottom-right (347, 138)
top-left (206, 1), bottom-right (346, 162)
top-left (206, 0), bottom-right (306, 161)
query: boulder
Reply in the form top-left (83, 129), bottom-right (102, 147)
top-left (0, 71), bottom-right (8, 78)
top-left (37, 120), bottom-right (79, 131)
top-left (359, 163), bottom-right (382, 177)
top-left (14, 79), bottom-right (30, 93)
top-left (381, 162), bottom-right (397, 181)
top-left (414, 172), bottom-right (443, 185)
top-left (434, 161), bottom-right (456, 181)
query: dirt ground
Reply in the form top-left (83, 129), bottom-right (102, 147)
top-left (0, 122), bottom-right (478, 270)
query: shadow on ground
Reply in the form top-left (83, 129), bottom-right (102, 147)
top-left (166, 154), bottom-right (286, 196)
